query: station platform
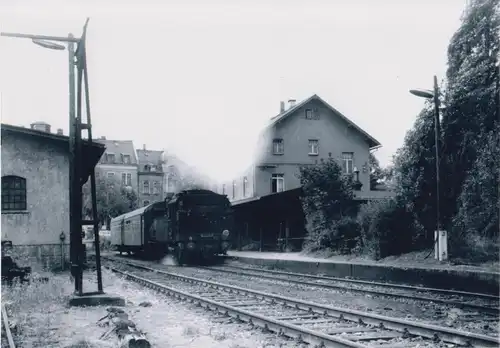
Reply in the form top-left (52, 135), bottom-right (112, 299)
top-left (226, 251), bottom-right (500, 295)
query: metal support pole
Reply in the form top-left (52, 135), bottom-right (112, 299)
top-left (433, 75), bottom-right (444, 260)
top-left (75, 45), bottom-right (84, 294)
top-left (433, 75), bottom-right (442, 232)
top-left (81, 40), bottom-right (104, 293)
top-left (68, 33), bottom-right (81, 294)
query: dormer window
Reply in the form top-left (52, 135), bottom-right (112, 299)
top-left (123, 154), bottom-right (131, 164)
top-left (144, 165), bottom-right (150, 172)
top-left (150, 165), bottom-right (156, 172)
top-left (106, 153), bottom-right (115, 163)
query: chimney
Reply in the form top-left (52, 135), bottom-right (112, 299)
top-left (30, 121), bottom-right (51, 133)
top-left (100, 136), bottom-right (106, 140)
top-left (143, 144), bottom-right (146, 150)
top-left (56, 128), bottom-right (63, 135)
top-left (288, 99), bottom-right (296, 108)
top-left (280, 101), bottom-right (285, 113)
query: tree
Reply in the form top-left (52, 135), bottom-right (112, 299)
top-left (452, 124), bottom-right (500, 253)
top-left (392, 105), bottom-right (438, 244)
top-left (369, 153), bottom-right (383, 190)
top-left (442, 0), bottom-right (500, 227)
top-left (82, 176), bottom-right (139, 229)
top-left (299, 158), bottom-right (356, 252)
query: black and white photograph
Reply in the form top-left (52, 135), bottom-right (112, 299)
top-left (1, 0), bottom-right (499, 347)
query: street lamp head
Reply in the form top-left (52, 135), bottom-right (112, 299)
top-left (32, 39), bottom-right (66, 50)
top-left (409, 89), bottom-right (434, 99)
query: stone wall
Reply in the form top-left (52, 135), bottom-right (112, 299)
top-left (11, 243), bottom-right (70, 272)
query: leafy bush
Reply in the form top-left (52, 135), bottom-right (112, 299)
top-left (356, 199), bottom-right (420, 260)
top-left (299, 158), bottom-right (358, 253)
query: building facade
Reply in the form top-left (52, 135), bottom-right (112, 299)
top-left (95, 138), bottom-right (139, 193)
top-left (1, 123), bottom-right (104, 269)
top-left (220, 94), bottom-right (381, 203)
top-left (137, 147), bottom-right (165, 206)
top-left (217, 94), bottom-right (382, 251)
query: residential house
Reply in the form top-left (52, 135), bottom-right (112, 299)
top-left (1, 123), bottom-right (104, 269)
top-left (95, 138), bottom-right (139, 192)
top-left (137, 146), bottom-right (165, 206)
top-left (219, 94), bottom-right (382, 251)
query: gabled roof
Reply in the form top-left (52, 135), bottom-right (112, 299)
top-left (95, 139), bottom-right (138, 164)
top-left (1, 123), bottom-right (105, 183)
top-left (136, 149), bottom-right (164, 165)
top-left (268, 94), bottom-right (381, 149)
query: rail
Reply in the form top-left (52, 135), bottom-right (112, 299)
top-left (103, 256), bottom-right (500, 347)
top-left (1, 304), bottom-right (16, 348)
top-left (202, 265), bottom-right (500, 315)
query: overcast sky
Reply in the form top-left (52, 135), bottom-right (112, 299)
top-left (0, 0), bottom-right (465, 181)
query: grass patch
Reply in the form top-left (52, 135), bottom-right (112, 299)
top-left (1, 273), bottom-right (74, 347)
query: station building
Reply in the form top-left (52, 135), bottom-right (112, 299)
top-left (1, 122), bottom-right (105, 269)
top-left (217, 95), bottom-right (390, 251)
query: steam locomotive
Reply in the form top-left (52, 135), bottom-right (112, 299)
top-left (110, 189), bottom-right (233, 264)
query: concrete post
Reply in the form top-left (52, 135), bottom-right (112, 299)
top-left (438, 230), bottom-right (448, 261)
top-left (434, 230), bottom-right (440, 260)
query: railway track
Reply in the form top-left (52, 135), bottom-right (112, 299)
top-left (201, 264), bottom-right (500, 315)
top-left (103, 256), bottom-right (500, 348)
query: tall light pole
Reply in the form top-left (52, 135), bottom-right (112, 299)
top-left (1, 18), bottom-right (104, 295)
top-left (410, 75), bottom-right (446, 261)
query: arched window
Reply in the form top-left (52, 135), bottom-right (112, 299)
top-left (2, 176), bottom-right (27, 211)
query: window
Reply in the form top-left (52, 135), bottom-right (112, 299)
top-left (153, 181), bottom-right (160, 194)
top-left (232, 180), bottom-right (236, 199)
top-left (144, 165), bottom-right (150, 172)
top-left (143, 200), bottom-right (150, 207)
top-left (123, 155), bottom-right (131, 164)
top-left (305, 109), bottom-right (313, 119)
top-left (106, 153), bottom-right (115, 163)
top-left (308, 139), bottom-right (319, 155)
top-left (121, 173), bottom-right (132, 186)
top-left (143, 180), bottom-right (150, 194)
top-left (272, 139), bottom-right (284, 155)
top-left (342, 152), bottom-right (354, 174)
top-left (243, 176), bottom-right (248, 197)
top-left (2, 176), bottom-right (27, 211)
top-left (107, 172), bottom-right (115, 178)
top-left (271, 174), bottom-right (285, 193)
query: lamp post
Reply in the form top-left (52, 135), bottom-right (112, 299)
top-left (1, 19), bottom-right (105, 294)
top-left (410, 75), bottom-right (447, 261)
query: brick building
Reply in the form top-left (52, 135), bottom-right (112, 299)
top-left (137, 146), bottom-right (165, 206)
top-left (1, 123), bottom-right (104, 269)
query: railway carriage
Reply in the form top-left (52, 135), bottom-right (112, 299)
top-left (110, 189), bottom-right (233, 264)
